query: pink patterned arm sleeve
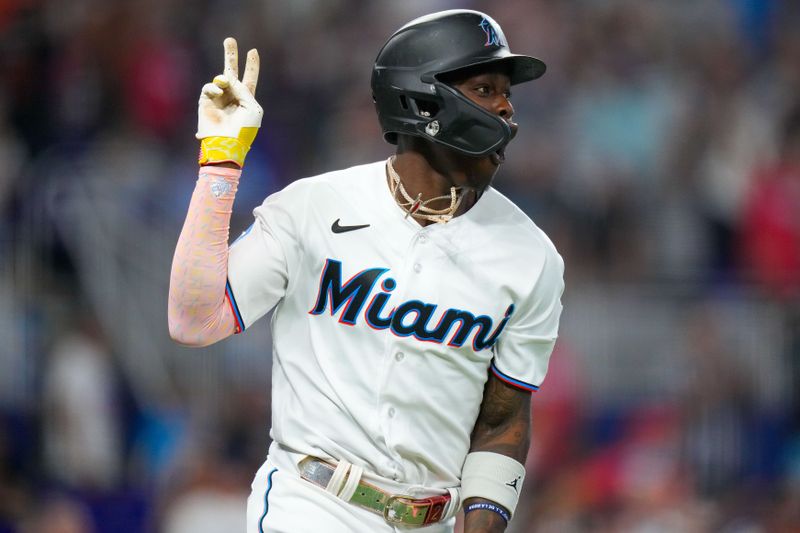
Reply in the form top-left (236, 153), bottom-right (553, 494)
top-left (168, 166), bottom-right (241, 346)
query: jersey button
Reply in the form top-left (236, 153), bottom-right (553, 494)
top-left (388, 407), bottom-right (396, 418)
top-left (419, 233), bottom-right (428, 244)
top-left (413, 263), bottom-right (422, 273)
top-left (395, 352), bottom-right (405, 362)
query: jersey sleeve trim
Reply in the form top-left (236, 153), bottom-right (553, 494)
top-left (490, 361), bottom-right (539, 392)
top-left (232, 222), bottom-right (254, 246)
top-left (225, 279), bottom-right (245, 334)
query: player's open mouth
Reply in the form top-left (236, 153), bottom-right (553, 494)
top-left (489, 147), bottom-right (506, 166)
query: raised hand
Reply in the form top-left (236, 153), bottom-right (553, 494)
top-left (197, 37), bottom-right (263, 168)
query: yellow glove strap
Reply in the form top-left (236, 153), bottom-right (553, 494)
top-left (198, 127), bottom-right (259, 168)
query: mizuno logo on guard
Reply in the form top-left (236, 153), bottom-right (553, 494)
top-left (309, 259), bottom-right (514, 351)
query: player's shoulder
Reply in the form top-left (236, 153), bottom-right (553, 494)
top-left (281, 160), bottom-right (384, 194)
top-left (256, 160), bottom-right (384, 213)
top-left (476, 187), bottom-right (564, 274)
top-left (484, 188), bottom-right (559, 250)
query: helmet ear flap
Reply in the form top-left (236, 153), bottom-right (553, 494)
top-left (415, 82), bottom-right (511, 156)
top-left (378, 92), bottom-right (443, 145)
top-left (409, 98), bottom-right (440, 119)
top-left (378, 83), bottom-right (510, 154)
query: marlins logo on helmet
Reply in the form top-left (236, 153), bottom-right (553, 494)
top-left (480, 17), bottom-right (503, 47)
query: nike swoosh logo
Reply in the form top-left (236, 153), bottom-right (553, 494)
top-left (331, 219), bottom-right (370, 234)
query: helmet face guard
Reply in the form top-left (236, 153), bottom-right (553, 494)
top-left (371, 10), bottom-right (546, 157)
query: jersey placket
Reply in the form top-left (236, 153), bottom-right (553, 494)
top-left (375, 227), bottom-right (434, 481)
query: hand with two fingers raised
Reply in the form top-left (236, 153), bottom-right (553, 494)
top-left (197, 37), bottom-right (262, 168)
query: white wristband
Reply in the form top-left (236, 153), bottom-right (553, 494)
top-left (460, 452), bottom-right (525, 518)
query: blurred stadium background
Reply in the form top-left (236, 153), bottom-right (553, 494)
top-left (1, 0), bottom-right (799, 531)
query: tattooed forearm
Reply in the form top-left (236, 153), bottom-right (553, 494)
top-left (469, 373), bottom-right (531, 462)
top-left (463, 374), bottom-right (532, 532)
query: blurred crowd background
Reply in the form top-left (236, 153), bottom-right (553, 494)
top-left (1, 0), bottom-right (799, 531)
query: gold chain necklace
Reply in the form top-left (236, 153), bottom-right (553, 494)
top-left (386, 157), bottom-right (464, 224)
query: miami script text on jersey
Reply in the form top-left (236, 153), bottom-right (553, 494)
top-left (309, 259), bottom-right (514, 352)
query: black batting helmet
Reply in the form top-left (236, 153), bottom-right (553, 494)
top-left (371, 10), bottom-right (546, 157)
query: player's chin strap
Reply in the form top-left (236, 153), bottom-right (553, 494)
top-left (387, 156), bottom-right (465, 224)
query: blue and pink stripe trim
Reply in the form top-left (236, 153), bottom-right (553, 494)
top-left (490, 361), bottom-right (539, 392)
top-left (225, 279), bottom-right (245, 334)
top-left (258, 467), bottom-right (278, 533)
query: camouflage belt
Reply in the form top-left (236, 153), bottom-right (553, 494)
top-left (298, 456), bottom-right (450, 527)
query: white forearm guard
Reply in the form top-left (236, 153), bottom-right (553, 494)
top-left (460, 452), bottom-right (526, 517)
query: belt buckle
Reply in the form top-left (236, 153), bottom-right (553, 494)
top-left (383, 494), bottom-right (415, 525)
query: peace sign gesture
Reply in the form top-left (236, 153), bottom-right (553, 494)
top-left (196, 38), bottom-right (263, 168)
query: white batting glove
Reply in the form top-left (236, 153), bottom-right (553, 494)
top-left (197, 37), bottom-right (263, 168)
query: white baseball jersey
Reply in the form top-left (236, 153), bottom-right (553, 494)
top-left (227, 160), bottom-right (564, 489)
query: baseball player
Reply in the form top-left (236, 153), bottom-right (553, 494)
top-left (169, 10), bottom-right (564, 533)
